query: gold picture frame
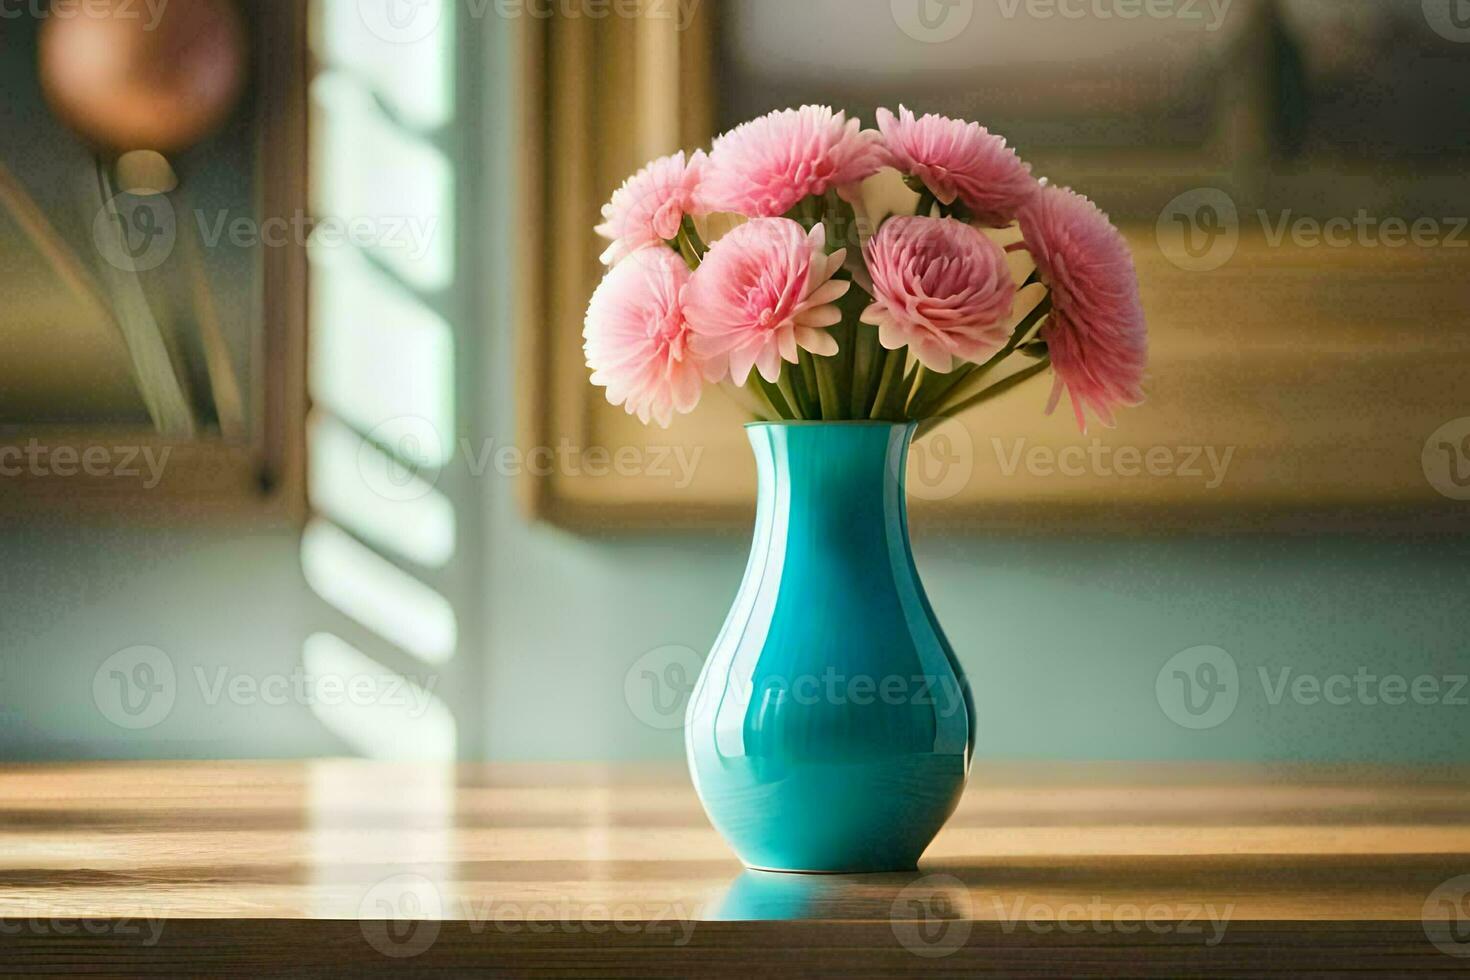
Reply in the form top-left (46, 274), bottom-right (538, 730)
top-left (0, 0), bottom-right (307, 524)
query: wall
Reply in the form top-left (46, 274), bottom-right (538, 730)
top-left (0, 524), bottom-right (340, 759)
top-left (479, 513), bottom-right (1470, 762)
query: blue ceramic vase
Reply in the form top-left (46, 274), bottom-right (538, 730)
top-left (685, 421), bottom-right (975, 873)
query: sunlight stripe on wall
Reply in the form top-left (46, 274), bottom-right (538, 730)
top-left (302, 633), bottom-right (456, 761)
top-left (301, 519), bottom-right (457, 664)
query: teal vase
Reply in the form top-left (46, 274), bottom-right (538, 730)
top-left (686, 421), bottom-right (975, 873)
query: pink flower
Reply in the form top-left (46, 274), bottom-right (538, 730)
top-left (594, 151), bottom-right (706, 265)
top-left (684, 218), bottom-right (850, 385)
top-left (876, 106), bottom-right (1037, 226)
top-left (701, 106), bottom-right (886, 218)
top-left (1020, 185), bottom-right (1147, 431)
top-left (583, 248), bottom-right (706, 427)
top-left (860, 216), bottom-right (1017, 373)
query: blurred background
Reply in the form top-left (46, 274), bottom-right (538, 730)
top-left (1, 0), bottom-right (1468, 764)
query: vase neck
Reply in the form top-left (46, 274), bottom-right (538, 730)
top-left (747, 423), bottom-right (916, 557)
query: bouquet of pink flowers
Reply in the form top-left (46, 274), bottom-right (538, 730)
top-left (584, 105), bottom-right (1147, 433)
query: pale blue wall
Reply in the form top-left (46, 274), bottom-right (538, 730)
top-left (477, 515), bottom-right (1470, 762)
top-left (4, 472), bottom-right (1466, 762)
top-left (0, 525), bottom-right (338, 759)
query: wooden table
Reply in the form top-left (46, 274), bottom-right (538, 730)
top-left (1, 761), bottom-right (1468, 976)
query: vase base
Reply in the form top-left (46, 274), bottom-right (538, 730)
top-left (744, 863), bottom-right (920, 876)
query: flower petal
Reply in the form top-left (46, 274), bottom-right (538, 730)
top-left (796, 328), bottom-right (839, 357)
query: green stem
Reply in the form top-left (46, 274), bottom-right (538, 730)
top-left (776, 369), bottom-right (806, 420)
top-left (790, 195), bottom-right (822, 233)
top-left (908, 364), bottom-right (975, 420)
top-left (675, 217), bottom-right (706, 270)
top-left (915, 187), bottom-right (938, 218)
top-left (681, 215), bottom-right (708, 254)
top-left (849, 328), bottom-right (874, 417)
top-left (813, 354), bottom-right (842, 420)
top-left (868, 350), bottom-right (905, 420)
top-left (822, 189), bottom-right (852, 254)
top-left (830, 320), bottom-right (856, 420)
top-left (677, 235), bottom-right (698, 268)
top-left (754, 392), bottom-right (781, 421)
top-left (797, 350), bottom-right (823, 418)
top-left (884, 364), bottom-right (918, 419)
top-left (1010, 293), bottom-right (1053, 347)
top-left (918, 358), bottom-right (1052, 437)
top-left (904, 365), bottom-right (932, 416)
top-left (755, 375), bottom-right (793, 420)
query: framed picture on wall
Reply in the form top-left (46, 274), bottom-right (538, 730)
top-left (0, 0), bottom-right (307, 521)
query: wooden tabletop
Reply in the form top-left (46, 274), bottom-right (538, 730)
top-left (1, 761), bottom-right (1468, 976)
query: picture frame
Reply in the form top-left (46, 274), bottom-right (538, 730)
top-left (0, 0), bottom-right (308, 523)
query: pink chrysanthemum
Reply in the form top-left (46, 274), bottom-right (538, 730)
top-left (594, 150), bottom-right (706, 265)
top-left (1020, 185), bottom-right (1147, 431)
top-left (860, 216), bottom-right (1017, 373)
top-left (584, 248), bottom-right (706, 427)
top-left (876, 106), bottom-right (1038, 226)
top-left (701, 105), bottom-right (886, 218)
top-left (683, 218), bottom-right (850, 385)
